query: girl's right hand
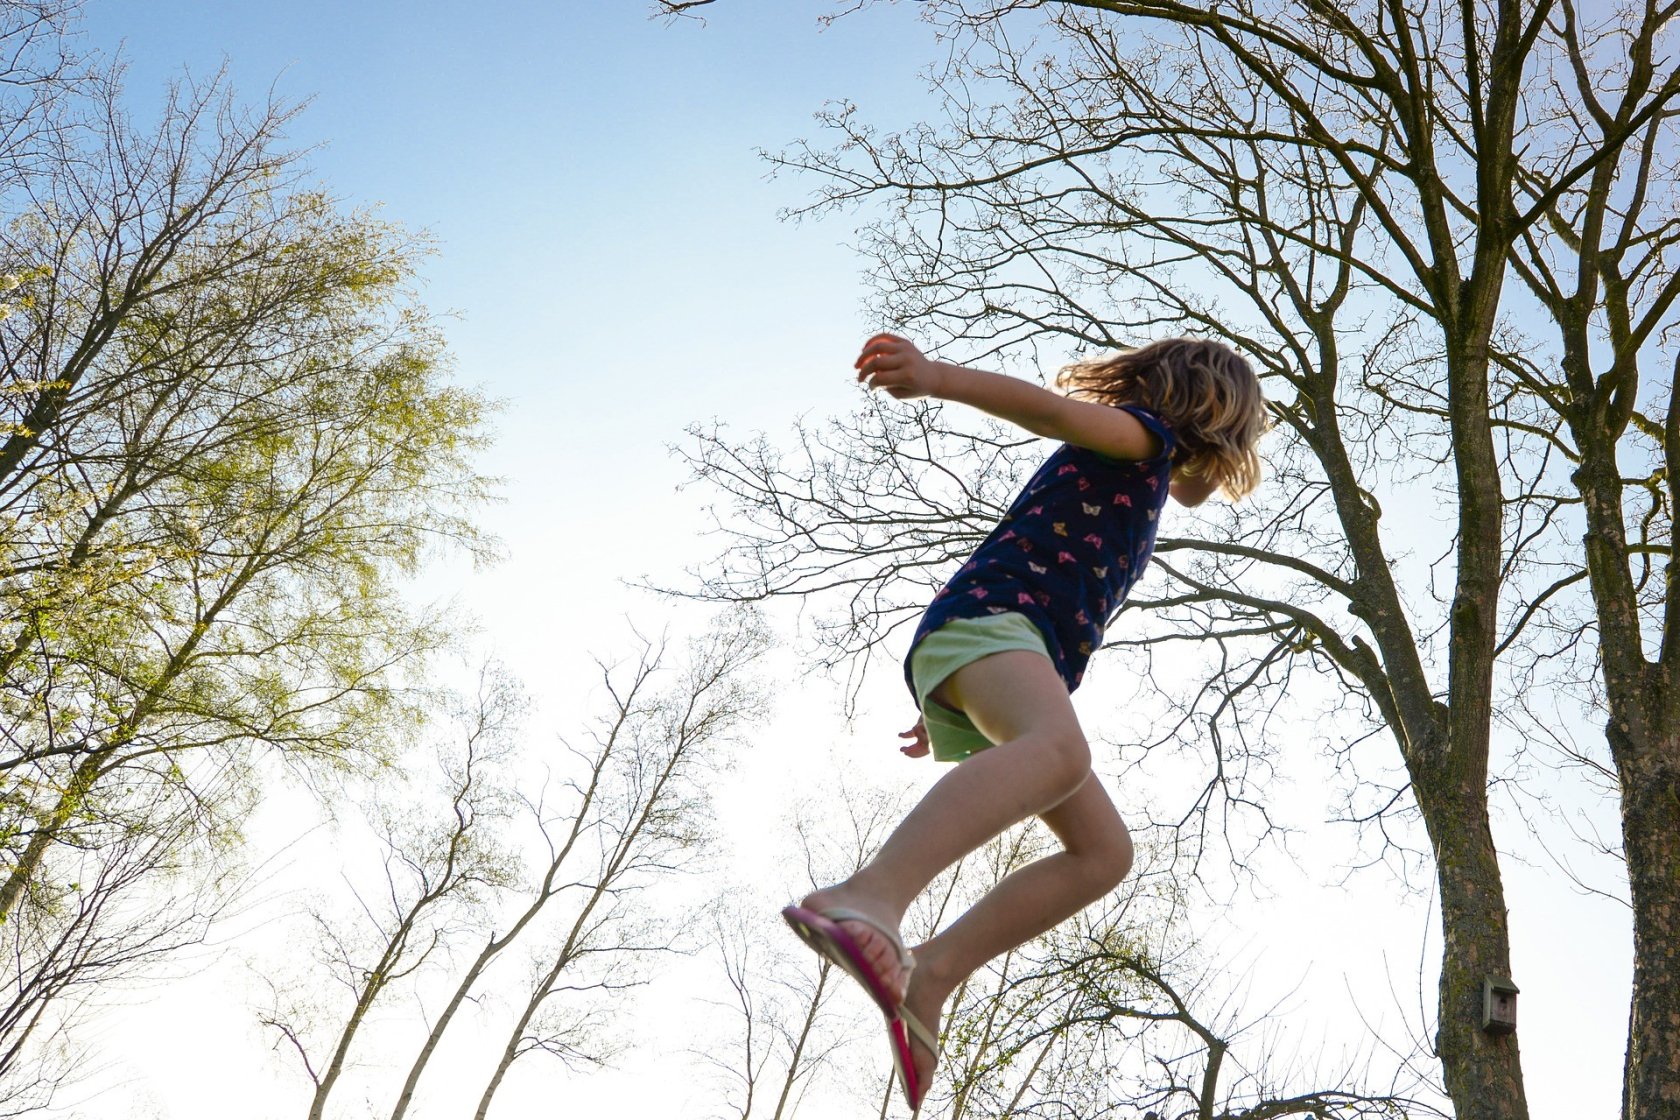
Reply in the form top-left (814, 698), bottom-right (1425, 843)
top-left (856, 333), bottom-right (944, 399)
top-left (899, 716), bottom-right (930, 758)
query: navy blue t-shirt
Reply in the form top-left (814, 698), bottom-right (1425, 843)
top-left (904, 405), bottom-right (1176, 695)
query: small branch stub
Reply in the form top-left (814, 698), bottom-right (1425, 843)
top-left (1482, 976), bottom-right (1519, 1035)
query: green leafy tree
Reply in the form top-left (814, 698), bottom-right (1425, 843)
top-left (0, 8), bottom-right (494, 1101)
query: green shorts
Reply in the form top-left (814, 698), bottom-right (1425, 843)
top-left (909, 612), bottom-right (1055, 763)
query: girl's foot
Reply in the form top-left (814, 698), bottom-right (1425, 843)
top-left (799, 885), bottom-right (911, 1005)
top-left (900, 947), bottom-right (951, 1103)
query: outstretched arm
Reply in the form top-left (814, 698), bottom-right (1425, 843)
top-left (855, 333), bottom-right (1162, 463)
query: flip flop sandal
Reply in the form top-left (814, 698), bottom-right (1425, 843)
top-left (780, 905), bottom-right (914, 1018)
top-left (892, 1005), bottom-right (939, 1115)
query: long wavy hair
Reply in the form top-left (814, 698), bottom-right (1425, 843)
top-left (1056, 338), bottom-right (1268, 500)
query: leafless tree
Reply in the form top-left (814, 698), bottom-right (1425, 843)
top-left (261, 617), bottom-right (766, 1119)
top-left (657, 2), bottom-right (1680, 1115)
top-left (0, 1), bottom-right (80, 194)
top-left (694, 786), bottom-right (1441, 1120)
top-left (259, 664), bottom-right (523, 1120)
top-left (1494, 7), bottom-right (1680, 1116)
top-left (468, 614), bottom-right (768, 1118)
top-left (694, 784), bottom-right (918, 1120)
top-left (700, 904), bottom-right (847, 1120)
top-left (928, 890), bottom-right (1446, 1120)
top-left (381, 653), bottom-right (678, 1120)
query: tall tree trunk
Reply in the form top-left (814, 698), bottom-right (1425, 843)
top-left (1616, 713), bottom-right (1680, 1120)
top-left (388, 940), bottom-right (497, 1120)
top-left (1612, 732), bottom-right (1680, 1114)
top-left (308, 985), bottom-right (382, 1120)
top-left (1572, 393), bottom-right (1679, 1120)
top-left (472, 996), bottom-right (534, 1120)
top-left (1416, 769), bottom-right (1528, 1119)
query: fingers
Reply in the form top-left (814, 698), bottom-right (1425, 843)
top-left (855, 345), bottom-right (903, 380)
top-left (858, 362), bottom-right (907, 393)
top-left (854, 337), bottom-right (892, 368)
top-left (898, 721), bottom-right (930, 758)
top-left (856, 350), bottom-right (918, 397)
top-left (854, 334), bottom-right (929, 400)
top-left (858, 332), bottom-right (908, 360)
top-left (854, 333), bottom-right (912, 376)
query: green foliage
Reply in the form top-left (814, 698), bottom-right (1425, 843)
top-left (0, 60), bottom-right (496, 927)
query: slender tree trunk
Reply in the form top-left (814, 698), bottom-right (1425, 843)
top-left (390, 759), bottom-right (613, 1119)
top-left (308, 985), bottom-right (381, 1120)
top-left (388, 941), bottom-right (497, 1120)
top-left (1416, 774), bottom-right (1527, 1119)
top-left (307, 906), bottom-right (434, 1119)
top-left (1616, 713), bottom-right (1680, 1120)
top-left (0, 753), bottom-right (101, 923)
top-left (771, 964), bottom-right (830, 1120)
top-left (473, 987), bottom-right (538, 1120)
top-left (473, 902), bottom-right (596, 1118)
top-left (1569, 381), bottom-right (1680, 1120)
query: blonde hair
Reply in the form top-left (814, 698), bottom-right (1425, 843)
top-left (1056, 338), bottom-right (1268, 500)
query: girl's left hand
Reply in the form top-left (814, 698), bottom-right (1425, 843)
top-left (899, 716), bottom-right (930, 758)
top-left (855, 333), bottom-right (943, 399)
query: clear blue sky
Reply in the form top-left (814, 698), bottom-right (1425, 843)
top-left (79, 1), bottom-right (950, 680)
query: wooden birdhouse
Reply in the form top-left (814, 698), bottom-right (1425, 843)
top-left (1481, 976), bottom-right (1519, 1035)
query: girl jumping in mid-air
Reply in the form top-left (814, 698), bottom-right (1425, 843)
top-left (782, 333), bottom-right (1268, 1113)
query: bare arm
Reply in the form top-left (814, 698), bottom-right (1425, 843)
top-left (855, 334), bottom-right (1162, 462)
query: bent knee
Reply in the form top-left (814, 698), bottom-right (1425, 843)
top-left (1033, 727), bottom-right (1092, 794)
top-left (1106, 826), bottom-right (1135, 887)
top-left (1078, 818), bottom-right (1133, 894)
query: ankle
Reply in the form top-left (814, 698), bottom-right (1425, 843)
top-left (909, 940), bottom-right (965, 995)
top-left (836, 869), bottom-right (912, 923)
top-left (802, 876), bottom-right (904, 926)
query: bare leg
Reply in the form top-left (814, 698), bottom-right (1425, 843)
top-left (800, 650), bottom-right (1104, 1003)
top-left (900, 773), bottom-right (1133, 1089)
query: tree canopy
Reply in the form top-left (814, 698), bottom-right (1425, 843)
top-left (0, 4), bottom-right (496, 1103)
